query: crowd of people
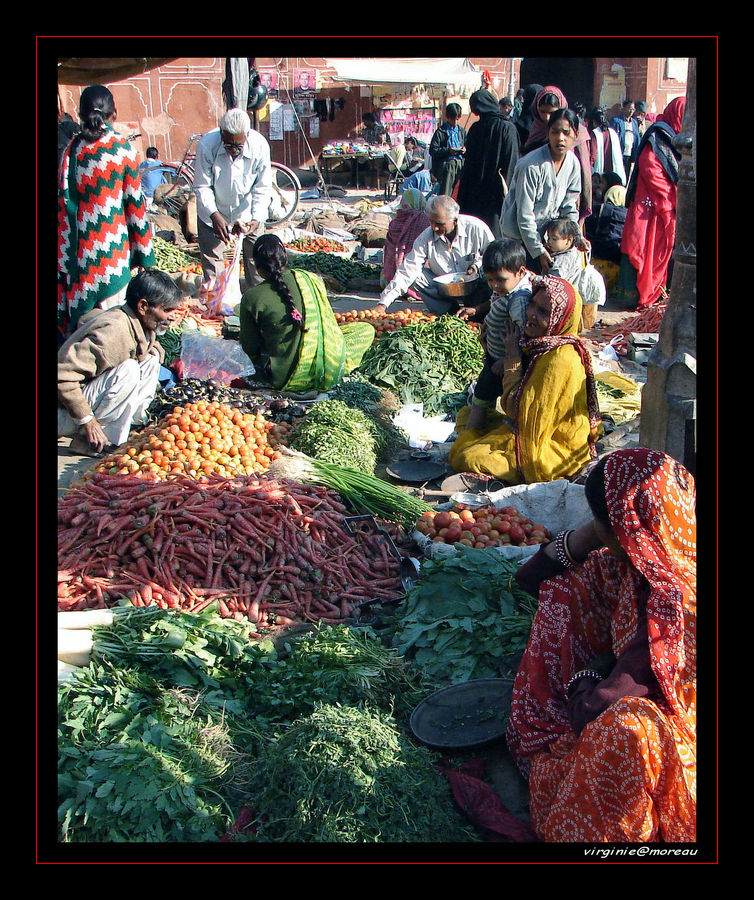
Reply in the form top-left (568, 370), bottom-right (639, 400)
top-left (56, 78), bottom-right (695, 846)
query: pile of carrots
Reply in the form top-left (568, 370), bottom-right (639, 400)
top-left (285, 237), bottom-right (346, 254)
top-left (57, 472), bottom-right (404, 628)
top-left (335, 308), bottom-right (437, 338)
top-left (603, 302), bottom-right (667, 355)
top-left (167, 299), bottom-right (225, 335)
top-left (91, 402), bottom-right (282, 481)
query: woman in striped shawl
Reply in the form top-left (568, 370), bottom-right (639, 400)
top-left (57, 85), bottom-right (155, 337)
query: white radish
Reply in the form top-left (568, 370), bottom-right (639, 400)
top-left (58, 609), bottom-right (115, 630)
top-left (57, 628), bottom-right (93, 667)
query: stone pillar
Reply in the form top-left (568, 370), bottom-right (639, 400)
top-left (639, 58), bottom-right (697, 474)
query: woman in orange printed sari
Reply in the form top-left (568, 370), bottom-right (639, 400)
top-left (507, 448), bottom-right (696, 842)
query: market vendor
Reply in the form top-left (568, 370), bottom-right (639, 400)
top-left (506, 448), bottom-right (696, 842)
top-left (374, 195), bottom-right (494, 317)
top-left (239, 234), bottom-right (376, 394)
top-left (448, 274), bottom-right (601, 482)
top-left (58, 269), bottom-right (183, 457)
top-left (192, 108), bottom-right (273, 288)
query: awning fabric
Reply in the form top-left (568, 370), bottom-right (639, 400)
top-left (324, 57), bottom-right (481, 86)
top-left (57, 58), bottom-right (179, 85)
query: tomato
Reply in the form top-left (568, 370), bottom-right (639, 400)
top-left (434, 511), bottom-right (452, 529)
top-left (509, 524), bottom-right (525, 544)
top-left (459, 509), bottom-right (475, 522)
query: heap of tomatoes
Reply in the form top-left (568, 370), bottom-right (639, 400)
top-left (335, 308), bottom-right (437, 337)
top-left (93, 401), bottom-right (283, 481)
top-left (415, 503), bottom-right (551, 549)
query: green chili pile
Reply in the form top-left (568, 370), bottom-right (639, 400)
top-left (356, 315), bottom-right (484, 416)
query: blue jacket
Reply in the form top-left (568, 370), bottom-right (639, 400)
top-left (609, 115), bottom-right (641, 163)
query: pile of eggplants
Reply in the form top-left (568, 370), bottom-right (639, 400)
top-left (145, 378), bottom-right (308, 426)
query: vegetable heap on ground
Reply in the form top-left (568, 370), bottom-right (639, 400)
top-left (416, 503), bottom-right (551, 549)
top-left (58, 471), bottom-right (405, 624)
top-left (152, 235), bottom-right (202, 274)
top-left (335, 307), bottom-right (437, 338)
top-left (285, 236), bottom-right (347, 254)
top-left (288, 398), bottom-right (400, 474)
top-left (58, 613), bottom-right (473, 843)
top-left (390, 544), bottom-right (538, 686)
top-left (356, 314), bottom-right (485, 417)
top-left (291, 253), bottom-right (380, 286)
top-left (91, 401), bottom-right (281, 481)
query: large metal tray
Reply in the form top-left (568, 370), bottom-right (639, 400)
top-left (410, 678), bottom-right (513, 749)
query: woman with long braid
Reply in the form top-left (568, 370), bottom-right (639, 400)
top-left (239, 234), bottom-right (375, 393)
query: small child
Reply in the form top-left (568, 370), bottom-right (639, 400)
top-left (543, 217), bottom-right (589, 285)
top-left (544, 217), bottom-right (605, 331)
top-left (465, 239), bottom-right (532, 430)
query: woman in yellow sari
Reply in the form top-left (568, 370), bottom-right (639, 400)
top-left (448, 275), bottom-right (601, 483)
top-left (239, 234), bottom-right (375, 394)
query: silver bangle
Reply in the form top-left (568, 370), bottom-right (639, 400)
top-left (566, 669), bottom-right (603, 696)
top-left (554, 530), bottom-right (576, 568)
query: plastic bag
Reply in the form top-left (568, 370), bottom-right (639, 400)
top-left (178, 331), bottom-right (255, 384)
top-left (199, 239), bottom-right (243, 317)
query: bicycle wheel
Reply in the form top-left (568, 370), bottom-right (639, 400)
top-left (157, 164), bottom-right (194, 216)
top-left (266, 162), bottom-right (301, 227)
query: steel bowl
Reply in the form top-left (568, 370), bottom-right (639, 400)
top-left (432, 272), bottom-right (480, 299)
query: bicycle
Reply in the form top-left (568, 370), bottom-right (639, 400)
top-left (158, 133), bottom-right (301, 227)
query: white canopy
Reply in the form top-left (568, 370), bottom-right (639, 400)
top-left (324, 57), bottom-right (481, 87)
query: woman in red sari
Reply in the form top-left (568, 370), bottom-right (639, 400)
top-left (615, 97), bottom-right (686, 307)
top-left (507, 448), bottom-right (696, 842)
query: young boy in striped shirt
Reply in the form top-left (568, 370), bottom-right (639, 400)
top-left (465, 239), bottom-right (532, 431)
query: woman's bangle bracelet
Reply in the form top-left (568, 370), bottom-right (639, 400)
top-left (554, 530), bottom-right (576, 568)
top-left (566, 669), bottom-right (603, 696)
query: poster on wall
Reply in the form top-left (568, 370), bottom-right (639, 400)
top-left (309, 116), bottom-right (319, 138)
top-left (268, 102), bottom-right (284, 140)
top-left (282, 104), bottom-right (297, 132)
top-left (294, 68), bottom-right (316, 99)
top-left (258, 68), bottom-right (279, 100)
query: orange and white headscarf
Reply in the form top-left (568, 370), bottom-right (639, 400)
top-left (603, 448), bottom-right (697, 730)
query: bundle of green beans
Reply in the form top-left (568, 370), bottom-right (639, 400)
top-left (152, 235), bottom-right (201, 273)
top-left (288, 399), bottom-right (380, 473)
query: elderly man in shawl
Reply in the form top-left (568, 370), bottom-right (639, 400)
top-left (456, 89), bottom-right (521, 239)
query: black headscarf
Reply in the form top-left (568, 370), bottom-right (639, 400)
top-left (456, 89), bottom-right (521, 237)
top-left (513, 83), bottom-right (543, 149)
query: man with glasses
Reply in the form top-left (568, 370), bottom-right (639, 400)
top-left (193, 108), bottom-right (273, 288)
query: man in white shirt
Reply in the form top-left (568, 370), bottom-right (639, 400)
top-left (374, 195), bottom-right (494, 316)
top-left (193, 108), bottom-right (273, 287)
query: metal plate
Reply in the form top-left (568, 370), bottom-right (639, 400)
top-left (385, 459), bottom-right (447, 484)
top-left (410, 678), bottom-right (513, 749)
top-left (450, 491), bottom-right (492, 509)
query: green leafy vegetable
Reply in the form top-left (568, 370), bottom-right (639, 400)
top-left (356, 315), bottom-right (484, 416)
top-left (240, 703), bottom-right (480, 842)
top-left (389, 545), bottom-right (538, 688)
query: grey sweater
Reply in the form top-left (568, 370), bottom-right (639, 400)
top-left (501, 145), bottom-right (581, 260)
